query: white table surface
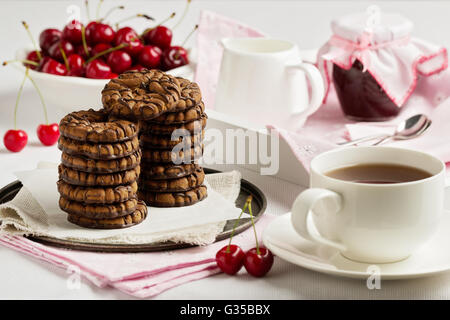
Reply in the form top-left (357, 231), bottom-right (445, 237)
top-left (2, 0), bottom-right (450, 300)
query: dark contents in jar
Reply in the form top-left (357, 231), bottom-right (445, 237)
top-left (333, 60), bottom-right (400, 121)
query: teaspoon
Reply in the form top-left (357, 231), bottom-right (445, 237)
top-left (338, 114), bottom-right (431, 146)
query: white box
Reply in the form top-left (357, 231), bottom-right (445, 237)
top-left (203, 109), bottom-right (309, 187)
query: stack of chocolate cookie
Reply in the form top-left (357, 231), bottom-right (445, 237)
top-left (137, 100), bottom-right (208, 207)
top-left (57, 109), bottom-right (148, 229)
top-left (102, 70), bottom-right (208, 207)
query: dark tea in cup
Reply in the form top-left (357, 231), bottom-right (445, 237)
top-left (325, 163), bottom-right (432, 184)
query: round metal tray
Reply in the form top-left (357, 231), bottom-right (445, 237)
top-left (0, 168), bottom-right (267, 252)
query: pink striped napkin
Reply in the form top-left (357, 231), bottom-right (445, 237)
top-left (0, 214), bottom-right (275, 298)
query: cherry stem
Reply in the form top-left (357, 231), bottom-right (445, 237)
top-left (142, 12), bottom-right (176, 37)
top-left (81, 25), bottom-right (90, 58)
top-left (84, 42), bottom-right (128, 64)
top-left (115, 13), bottom-right (154, 29)
top-left (100, 5), bottom-right (124, 22)
top-left (247, 196), bottom-right (260, 255)
top-left (85, 0), bottom-right (91, 21)
top-left (3, 60), bottom-right (39, 67)
top-left (95, 0), bottom-right (104, 21)
top-left (157, 12), bottom-right (176, 27)
top-left (173, 0), bottom-right (191, 30)
top-left (60, 47), bottom-right (70, 71)
top-left (226, 196), bottom-right (251, 252)
top-left (21, 21), bottom-right (42, 61)
top-left (181, 24), bottom-right (198, 47)
top-left (25, 71), bottom-right (48, 125)
top-left (14, 68), bottom-right (29, 130)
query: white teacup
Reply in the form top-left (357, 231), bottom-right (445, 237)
top-left (291, 147), bottom-right (447, 263)
top-left (215, 38), bottom-right (325, 128)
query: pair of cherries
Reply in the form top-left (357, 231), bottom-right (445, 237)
top-left (216, 245), bottom-right (274, 277)
top-left (2, 66), bottom-right (59, 153)
top-left (215, 196), bottom-right (274, 277)
top-left (4, 124), bottom-right (59, 153)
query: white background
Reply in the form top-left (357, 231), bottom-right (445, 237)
top-left (2, 0), bottom-right (450, 299)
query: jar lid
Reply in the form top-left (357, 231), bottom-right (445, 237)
top-left (331, 12), bottom-right (413, 43)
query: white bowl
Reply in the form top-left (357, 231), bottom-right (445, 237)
top-left (16, 47), bottom-right (195, 112)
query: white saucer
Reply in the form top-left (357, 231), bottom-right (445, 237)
top-left (262, 211), bottom-right (450, 280)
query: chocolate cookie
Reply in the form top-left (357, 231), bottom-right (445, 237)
top-left (141, 144), bottom-right (204, 163)
top-left (59, 196), bottom-right (138, 219)
top-left (147, 102), bottom-right (205, 124)
top-left (138, 185), bottom-right (208, 207)
top-left (139, 130), bottom-right (204, 150)
top-left (59, 109), bottom-right (139, 143)
top-left (101, 69), bottom-right (182, 121)
top-left (67, 201), bottom-right (148, 229)
top-left (140, 114), bottom-right (207, 135)
top-left (139, 168), bottom-right (205, 192)
top-left (58, 164), bottom-right (140, 186)
top-left (58, 135), bottom-right (140, 160)
top-left (57, 180), bottom-right (138, 204)
top-left (61, 150), bottom-right (141, 173)
top-left (140, 163), bottom-right (200, 180)
top-left (173, 77), bottom-right (203, 111)
top-left (101, 70), bottom-right (203, 121)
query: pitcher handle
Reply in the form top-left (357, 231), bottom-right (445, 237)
top-left (287, 62), bottom-right (325, 117)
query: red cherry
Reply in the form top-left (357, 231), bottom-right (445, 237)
top-left (127, 64), bottom-right (146, 72)
top-left (216, 245), bottom-right (246, 275)
top-left (243, 247), bottom-right (274, 277)
top-left (62, 20), bottom-right (83, 45)
top-left (25, 51), bottom-right (41, 70)
top-left (127, 39), bottom-right (144, 58)
top-left (138, 45), bottom-right (162, 69)
top-left (108, 73), bottom-right (118, 79)
top-left (3, 129), bottom-right (28, 152)
top-left (39, 28), bottom-right (62, 54)
top-left (67, 54), bottom-right (84, 69)
top-left (37, 123), bottom-right (59, 146)
top-left (144, 25), bottom-right (172, 50)
top-left (67, 54), bottom-right (85, 77)
top-left (107, 50), bottom-right (132, 74)
top-left (85, 21), bottom-right (99, 44)
top-left (85, 59), bottom-right (112, 79)
top-left (90, 23), bottom-right (115, 45)
top-left (91, 43), bottom-right (112, 60)
top-left (74, 44), bottom-right (92, 60)
top-left (48, 40), bottom-right (74, 62)
top-left (41, 58), bottom-right (68, 76)
top-left (161, 46), bottom-right (189, 70)
top-left (114, 27), bottom-right (143, 57)
top-left (37, 56), bottom-right (51, 71)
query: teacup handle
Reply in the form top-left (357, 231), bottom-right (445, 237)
top-left (287, 62), bottom-right (325, 117)
top-left (291, 188), bottom-right (347, 251)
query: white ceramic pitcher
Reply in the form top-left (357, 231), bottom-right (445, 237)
top-left (215, 38), bottom-right (325, 128)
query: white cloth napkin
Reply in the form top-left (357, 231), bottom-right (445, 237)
top-left (0, 163), bottom-right (245, 246)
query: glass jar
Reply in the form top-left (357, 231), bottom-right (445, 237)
top-left (317, 10), bottom-right (447, 123)
top-left (332, 60), bottom-right (400, 121)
